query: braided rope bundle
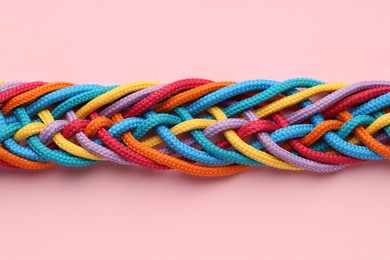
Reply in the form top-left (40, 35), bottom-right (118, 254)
top-left (0, 78), bottom-right (389, 176)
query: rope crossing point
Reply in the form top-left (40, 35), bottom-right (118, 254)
top-left (0, 78), bottom-right (389, 176)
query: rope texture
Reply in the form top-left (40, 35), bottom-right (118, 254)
top-left (0, 78), bottom-right (389, 176)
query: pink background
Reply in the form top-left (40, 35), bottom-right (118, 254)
top-left (1, 0), bottom-right (390, 259)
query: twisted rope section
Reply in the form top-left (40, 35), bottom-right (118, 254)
top-left (0, 78), bottom-right (389, 176)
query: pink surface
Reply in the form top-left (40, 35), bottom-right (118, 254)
top-left (1, 0), bottom-right (390, 259)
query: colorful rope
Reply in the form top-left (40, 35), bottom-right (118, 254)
top-left (0, 78), bottom-right (389, 176)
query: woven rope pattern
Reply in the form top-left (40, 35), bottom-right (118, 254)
top-left (0, 78), bottom-right (389, 176)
